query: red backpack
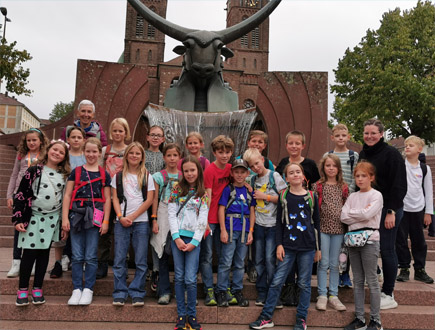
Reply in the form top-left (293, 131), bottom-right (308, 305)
top-left (69, 165), bottom-right (106, 209)
top-left (316, 182), bottom-right (348, 208)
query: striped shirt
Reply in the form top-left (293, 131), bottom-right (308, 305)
top-left (324, 150), bottom-right (359, 193)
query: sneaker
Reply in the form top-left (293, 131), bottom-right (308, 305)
top-left (328, 295), bottom-right (346, 311)
top-left (112, 297), bottom-right (125, 306)
top-left (233, 290), bottom-right (249, 307)
top-left (249, 315), bottom-right (274, 329)
top-left (16, 289), bottom-right (29, 306)
top-left (396, 268), bottom-right (410, 282)
top-left (344, 317), bottom-right (367, 330)
top-left (78, 288), bottom-right (93, 305)
top-left (187, 315), bottom-right (202, 330)
top-left (340, 272), bottom-right (353, 288)
top-left (68, 289), bottom-right (82, 305)
top-left (175, 315), bottom-right (186, 330)
top-left (49, 261), bottom-right (63, 278)
top-left (61, 255), bottom-right (70, 272)
top-left (275, 298), bottom-right (283, 309)
top-left (294, 318), bottom-right (307, 330)
top-left (31, 288), bottom-right (45, 305)
top-left (96, 262), bottom-right (108, 279)
top-left (255, 297), bottom-right (265, 306)
top-left (151, 271), bottom-right (159, 292)
top-left (7, 259), bottom-right (20, 278)
top-left (414, 268), bottom-right (434, 284)
top-left (367, 318), bottom-right (383, 330)
top-left (216, 290), bottom-right (228, 307)
top-left (204, 288), bottom-right (217, 306)
top-left (316, 295), bottom-right (327, 311)
top-left (377, 267), bottom-right (383, 282)
top-left (380, 292), bottom-right (398, 310)
top-left (227, 288), bottom-right (237, 305)
top-left (248, 267), bottom-right (258, 283)
top-left (132, 297), bottom-right (144, 306)
top-left (158, 294), bottom-right (171, 305)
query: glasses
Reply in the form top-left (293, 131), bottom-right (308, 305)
top-left (148, 133), bottom-right (163, 139)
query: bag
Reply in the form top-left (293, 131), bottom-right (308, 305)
top-left (344, 229), bottom-right (374, 247)
top-left (280, 282), bottom-right (300, 307)
top-left (104, 145), bottom-right (124, 178)
top-left (338, 244), bottom-right (349, 273)
top-left (83, 167), bottom-right (105, 228)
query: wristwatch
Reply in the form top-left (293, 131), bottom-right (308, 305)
top-left (387, 209), bottom-right (396, 215)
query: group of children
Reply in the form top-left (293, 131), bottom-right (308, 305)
top-left (6, 101), bottom-right (433, 330)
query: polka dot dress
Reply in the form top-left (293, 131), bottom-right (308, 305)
top-left (18, 166), bottom-right (65, 249)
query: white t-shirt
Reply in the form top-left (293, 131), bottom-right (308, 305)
top-left (111, 172), bottom-right (155, 222)
top-left (403, 159), bottom-right (433, 214)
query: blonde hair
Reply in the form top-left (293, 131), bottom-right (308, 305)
top-left (186, 131), bottom-right (204, 145)
top-left (211, 135), bottom-right (234, 152)
top-left (318, 154), bottom-right (344, 185)
top-left (84, 137), bottom-right (102, 153)
top-left (109, 118), bottom-right (131, 141)
top-left (122, 142), bottom-right (147, 190)
top-left (248, 130), bottom-right (268, 144)
top-left (243, 148), bottom-right (262, 164)
top-left (404, 135), bottom-right (425, 148)
top-left (285, 130), bottom-right (305, 145)
top-left (332, 124), bottom-right (349, 134)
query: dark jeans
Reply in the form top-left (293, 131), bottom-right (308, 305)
top-left (19, 248), bottom-right (50, 289)
top-left (379, 207), bottom-right (403, 296)
top-left (396, 210), bottom-right (427, 270)
top-left (97, 206), bottom-right (115, 263)
top-left (13, 229), bottom-right (22, 260)
top-left (158, 251), bottom-right (172, 297)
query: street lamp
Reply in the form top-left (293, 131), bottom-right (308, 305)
top-left (0, 7), bottom-right (11, 43)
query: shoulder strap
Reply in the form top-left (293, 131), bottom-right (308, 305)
top-left (250, 173), bottom-right (258, 189)
top-left (264, 156), bottom-right (269, 169)
top-left (116, 172), bottom-right (124, 202)
top-left (103, 145), bottom-right (112, 162)
top-left (349, 150), bottom-right (355, 173)
top-left (225, 184), bottom-right (237, 211)
top-left (316, 183), bottom-right (323, 208)
top-left (420, 161), bottom-right (428, 196)
top-left (269, 170), bottom-right (278, 193)
top-left (74, 166), bottom-right (82, 188)
top-left (176, 192), bottom-right (195, 217)
top-left (279, 188), bottom-right (290, 225)
top-left (99, 166), bottom-right (106, 187)
top-left (304, 191), bottom-right (315, 225)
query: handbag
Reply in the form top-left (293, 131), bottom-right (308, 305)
top-left (338, 244), bottom-right (349, 273)
top-left (344, 228), bottom-right (374, 247)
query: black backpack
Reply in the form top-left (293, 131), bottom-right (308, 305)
top-left (116, 170), bottom-right (148, 217)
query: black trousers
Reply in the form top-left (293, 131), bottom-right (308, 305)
top-left (19, 248), bottom-right (50, 289)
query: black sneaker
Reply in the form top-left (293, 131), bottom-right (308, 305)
top-left (414, 268), bottom-right (434, 284)
top-left (396, 268), bottom-right (409, 282)
top-left (132, 297), bottom-right (144, 306)
top-left (16, 289), bottom-right (29, 307)
top-left (175, 315), bottom-right (186, 330)
top-left (187, 315), bottom-right (202, 330)
top-left (49, 261), bottom-right (63, 278)
top-left (31, 288), bottom-right (45, 305)
top-left (96, 262), bottom-right (108, 279)
top-left (275, 298), bottom-right (283, 309)
top-left (249, 315), bottom-right (274, 329)
top-left (344, 317), bottom-right (366, 330)
top-left (151, 271), bottom-right (159, 292)
top-left (367, 318), bottom-right (383, 330)
top-left (255, 297), bottom-right (265, 306)
top-left (112, 297), bottom-right (125, 306)
top-left (294, 318), bottom-right (307, 330)
top-left (233, 290), bottom-right (249, 307)
top-left (216, 290), bottom-right (228, 307)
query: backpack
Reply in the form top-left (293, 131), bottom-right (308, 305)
top-left (329, 150), bottom-right (355, 173)
top-left (69, 165), bottom-right (106, 209)
top-left (420, 161), bottom-right (428, 196)
top-left (116, 170), bottom-right (148, 217)
top-left (225, 183), bottom-right (252, 243)
top-left (225, 183), bottom-right (253, 211)
top-left (250, 170), bottom-right (278, 195)
top-left (315, 182), bottom-right (349, 208)
top-left (103, 145), bottom-right (124, 178)
top-left (159, 169), bottom-right (182, 201)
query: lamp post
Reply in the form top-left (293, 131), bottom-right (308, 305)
top-left (0, 7), bottom-right (11, 43)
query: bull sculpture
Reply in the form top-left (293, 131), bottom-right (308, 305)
top-left (127, 0), bottom-right (281, 112)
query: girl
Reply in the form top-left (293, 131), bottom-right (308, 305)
top-left (341, 161), bottom-right (383, 330)
top-left (14, 140), bottom-right (70, 306)
top-left (62, 137), bottom-right (111, 306)
top-left (150, 143), bottom-right (182, 305)
top-left (313, 154), bottom-right (348, 311)
top-left (111, 142), bottom-right (155, 306)
top-left (50, 126), bottom-right (87, 278)
top-left (168, 155), bottom-right (208, 330)
top-left (178, 132), bottom-right (210, 171)
top-left (97, 118), bottom-right (131, 279)
top-left (249, 163), bottom-right (321, 330)
top-left (7, 128), bottom-right (49, 278)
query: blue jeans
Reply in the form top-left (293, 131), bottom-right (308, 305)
top-left (112, 221), bottom-right (149, 300)
top-left (254, 224), bottom-right (277, 299)
top-left (261, 249), bottom-right (315, 321)
top-left (71, 226), bottom-right (100, 290)
top-left (172, 237), bottom-right (201, 317)
top-left (317, 233), bottom-right (343, 297)
top-left (158, 251), bottom-right (171, 297)
top-left (379, 207), bottom-right (403, 296)
top-left (217, 230), bottom-right (248, 292)
top-left (199, 223), bottom-right (221, 291)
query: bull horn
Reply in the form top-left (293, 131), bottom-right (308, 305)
top-left (217, 0), bottom-right (282, 44)
top-left (127, 0), bottom-right (195, 41)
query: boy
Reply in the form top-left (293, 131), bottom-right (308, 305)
top-left (243, 130), bottom-right (275, 171)
top-left (243, 148), bottom-right (287, 306)
top-left (216, 159), bottom-right (256, 307)
top-left (396, 136), bottom-right (434, 284)
top-left (201, 135), bottom-right (234, 306)
top-left (326, 123), bottom-right (359, 288)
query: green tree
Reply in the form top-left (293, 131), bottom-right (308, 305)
top-left (0, 40), bottom-right (32, 96)
top-left (331, 1), bottom-right (435, 144)
top-left (49, 101), bottom-right (74, 123)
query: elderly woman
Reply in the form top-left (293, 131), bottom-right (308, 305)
top-left (358, 118), bottom-right (407, 310)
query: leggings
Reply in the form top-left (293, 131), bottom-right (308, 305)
top-left (19, 248), bottom-right (50, 289)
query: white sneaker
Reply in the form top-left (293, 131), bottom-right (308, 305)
top-left (7, 259), bottom-right (20, 278)
top-left (380, 292), bottom-right (398, 310)
top-left (68, 289), bottom-right (82, 305)
top-left (316, 295), bottom-right (327, 310)
top-left (61, 255), bottom-right (70, 272)
top-left (79, 288), bottom-right (93, 305)
top-left (328, 295), bottom-right (346, 311)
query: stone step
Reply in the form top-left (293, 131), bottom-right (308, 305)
top-left (0, 206), bottom-right (13, 216)
top-left (0, 215), bottom-right (11, 225)
top-left (0, 224), bottom-right (14, 236)
top-left (0, 295), bottom-right (433, 329)
top-left (0, 235), bottom-right (13, 247)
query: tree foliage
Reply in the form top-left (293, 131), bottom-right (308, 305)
top-left (0, 40), bottom-right (32, 96)
top-left (49, 101), bottom-right (74, 123)
top-left (331, 1), bottom-right (435, 144)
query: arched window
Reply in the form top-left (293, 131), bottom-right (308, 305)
top-left (148, 50), bottom-right (152, 62)
top-left (251, 27), bottom-right (260, 48)
top-left (147, 7), bottom-right (156, 39)
top-left (243, 58), bottom-right (246, 68)
top-left (135, 49), bottom-right (140, 62)
top-left (240, 16), bottom-right (249, 48)
top-left (135, 14), bottom-right (144, 37)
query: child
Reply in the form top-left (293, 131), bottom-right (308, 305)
top-left (313, 154), bottom-right (348, 311)
top-left (97, 118), bottom-right (131, 279)
top-left (7, 128), bottom-right (49, 278)
top-left (111, 142), bottom-right (155, 306)
top-left (150, 143), bottom-right (182, 305)
top-left (62, 137), bottom-right (111, 306)
top-left (14, 140), bottom-right (70, 306)
top-left (243, 148), bottom-right (287, 306)
top-left (245, 130), bottom-right (274, 170)
top-left (50, 126), bottom-right (87, 278)
top-left (178, 131), bottom-right (210, 170)
top-left (249, 163), bottom-right (321, 330)
top-left (341, 161), bottom-right (383, 330)
top-left (396, 136), bottom-right (434, 284)
top-left (169, 155), bottom-right (208, 330)
top-left (216, 158), bottom-right (256, 307)
top-left (200, 135), bottom-right (234, 306)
